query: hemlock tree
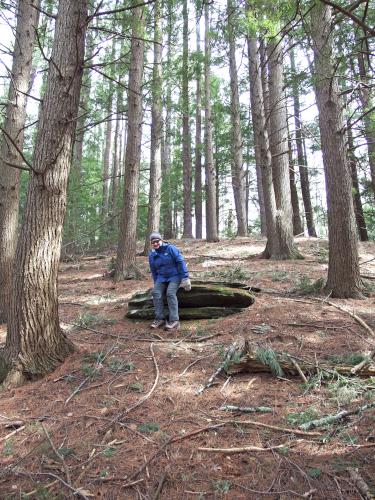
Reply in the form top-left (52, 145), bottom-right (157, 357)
top-left (144, 0), bottom-right (163, 254)
top-left (204, 0), bottom-right (219, 242)
top-left (181, 0), bottom-right (194, 239)
top-left (227, 0), bottom-right (247, 236)
top-left (308, 0), bottom-right (363, 297)
top-left (0, 0), bottom-right (88, 387)
top-left (0, 0), bottom-right (40, 323)
top-left (115, 1), bottom-right (145, 280)
top-left (194, 0), bottom-right (203, 239)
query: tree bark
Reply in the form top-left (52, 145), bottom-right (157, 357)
top-left (290, 48), bottom-right (317, 237)
top-left (227, 0), bottom-right (247, 236)
top-left (204, 1), bottom-right (219, 242)
top-left (195, 4), bottom-right (203, 239)
top-left (0, 0), bottom-right (40, 323)
top-left (288, 135), bottom-right (304, 235)
top-left (161, 0), bottom-right (174, 240)
top-left (143, 0), bottom-right (162, 254)
top-left (347, 119), bottom-right (368, 241)
top-left (102, 96), bottom-right (113, 221)
top-left (1, 0), bottom-right (87, 386)
top-left (181, 0), bottom-right (193, 239)
top-left (309, 1), bottom-right (363, 298)
top-left (115, 1), bottom-right (145, 280)
top-left (267, 39), bottom-right (297, 259)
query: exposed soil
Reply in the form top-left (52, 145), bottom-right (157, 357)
top-left (1, 237), bottom-right (375, 499)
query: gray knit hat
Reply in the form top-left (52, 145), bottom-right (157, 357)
top-left (149, 231), bottom-right (162, 241)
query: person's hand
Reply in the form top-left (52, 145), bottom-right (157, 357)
top-left (180, 278), bottom-right (191, 291)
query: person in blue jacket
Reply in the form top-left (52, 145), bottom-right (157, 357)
top-left (148, 231), bottom-right (191, 331)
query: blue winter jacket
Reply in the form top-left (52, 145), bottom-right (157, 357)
top-left (148, 243), bottom-right (189, 283)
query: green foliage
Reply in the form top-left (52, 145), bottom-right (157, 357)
top-left (81, 363), bottom-right (100, 378)
top-left (295, 276), bottom-right (325, 295)
top-left (108, 359), bottom-right (134, 373)
top-left (102, 447), bottom-right (116, 458)
top-left (328, 353), bottom-right (365, 366)
top-left (137, 422), bottom-right (160, 434)
top-left (255, 348), bottom-right (284, 377)
top-left (212, 479), bottom-right (231, 494)
top-left (286, 408), bottom-right (319, 426)
top-left (204, 266), bottom-right (249, 281)
top-left (58, 446), bottom-right (75, 457)
top-left (129, 382), bottom-right (143, 392)
top-left (308, 467), bottom-right (322, 479)
top-left (84, 351), bottom-right (106, 363)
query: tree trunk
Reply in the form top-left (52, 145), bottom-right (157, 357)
top-left (1, 0), bottom-right (87, 386)
top-left (204, 1), bottom-right (219, 242)
top-left (356, 38), bottom-right (375, 198)
top-left (143, 0), bottom-right (162, 254)
top-left (227, 0), bottom-right (247, 236)
top-left (161, 0), bottom-right (174, 240)
top-left (195, 4), bottom-right (203, 239)
top-left (288, 134), bottom-right (304, 235)
top-left (102, 96), bottom-right (113, 222)
top-left (347, 119), bottom-right (368, 241)
top-left (246, 36), bottom-right (266, 235)
top-left (0, 0), bottom-right (40, 323)
top-left (181, 0), bottom-right (193, 239)
top-left (309, 1), bottom-right (363, 298)
top-left (115, 2), bottom-right (145, 280)
top-left (290, 48), bottom-right (317, 237)
top-left (267, 39), bottom-right (297, 259)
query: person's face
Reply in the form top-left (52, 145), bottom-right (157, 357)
top-left (151, 238), bottom-right (162, 249)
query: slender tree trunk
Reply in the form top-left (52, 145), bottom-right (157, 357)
top-left (181, 0), bottom-right (193, 239)
top-left (195, 4), bottom-right (203, 239)
top-left (102, 97), bottom-right (113, 221)
top-left (227, 0), bottom-right (247, 236)
top-left (247, 35), bottom-right (278, 257)
top-left (347, 119), bottom-right (368, 241)
top-left (267, 39), bottom-right (297, 258)
top-left (0, 0), bottom-right (40, 323)
top-left (290, 48), bottom-right (317, 237)
top-left (204, 1), bottom-right (219, 242)
top-left (1, 0), bottom-right (87, 386)
top-left (288, 134), bottom-right (304, 235)
top-left (144, 0), bottom-right (162, 253)
top-left (115, 2), bottom-right (145, 280)
top-left (356, 39), bottom-right (375, 198)
top-left (161, 0), bottom-right (174, 239)
top-left (309, 1), bottom-right (362, 298)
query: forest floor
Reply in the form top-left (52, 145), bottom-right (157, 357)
top-left (1, 237), bottom-right (375, 500)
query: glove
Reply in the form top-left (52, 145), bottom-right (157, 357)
top-left (180, 278), bottom-right (191, 291)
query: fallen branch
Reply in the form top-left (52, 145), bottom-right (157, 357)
top-left (318, 299), bottom-right (375, 338)
top-left (220, 405), bottom-right (272, 414)
top-left (41, 423), bottom-right (71, 485)
top-left (196, 342), bottom-right (237, 395)
top-left (348, 467), bottom-right (373, 499)
top-left (197, 443), bottom-right (287, 454)
top-left (299, 401), bottom-right (375, 431)
top-left (222, 419), bottom-right (322, 437)
top-left (0, 426), bottom-right (25, 442)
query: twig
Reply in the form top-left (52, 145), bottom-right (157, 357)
top-left (65, 377), bottom-right (89, 405)
top-left (197, 443), bottom-right (287, 454)
top-left (220, 405), bottom-right (272, 414)
top-left (15, 470), bottom-right (90, 500)
top-left (300, 401), bottom-right (375, 431)
top-left (102, 343), bottom-right (159, 431)
top-left (222, 419), bottom-right (322, 437)
top-left (0, 426), bottom-right (25, 442)
top-left (41, 423), bottom-right (71, 485)
top-left (196, 342), bottom-right (237, 395)
top-left (289, 357), bottom-right (308, 383)
top-left (318, 299), bottom-right (374, 338)
top-left (152, 472), bottom-right (167, 500)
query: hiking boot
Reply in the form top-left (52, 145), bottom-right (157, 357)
top-left (164, 321), bottom-right (180, 331)
top-left (150, 319), bottom-right (165, 329)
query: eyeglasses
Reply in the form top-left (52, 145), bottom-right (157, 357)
top-left (151, 239), bottom-right (161, 244)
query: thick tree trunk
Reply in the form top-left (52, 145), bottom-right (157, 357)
top-left (227, 0), bottom-right (247, 236)
top-left (347, 120), bottom-right (368, 241)
top-left (290, 48), bottom-right (317, 237)
top-left (247, 35), bottom-right (278, 257)
top-left (195, 7), bottom-right (203, 239)
top-left (1, 0), bottom-right (87, 386)
top-left (204, 1), bottom-right (219, 242)
top-left (267, 40), bottom-right (297, 259)
top-left (181, 0), bottom-right (193, 239)
top-left (144, 0), bottom-right (163, 254)
top-left (115, 2), bottom-right (145, 280)
top-left (0, 0), bottom-right (40, 323)
top-left (309, 1), bottom-right (363, 298)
